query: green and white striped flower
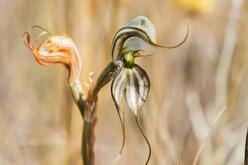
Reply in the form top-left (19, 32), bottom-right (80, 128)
top-left (108, 16), bottom-right (188, 164)
top-left (111, 15), bottom-right (188, 116)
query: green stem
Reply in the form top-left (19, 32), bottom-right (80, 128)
top-left (82, 121), bottom-right (91, 165)
top-left (70, 82), bottom-right (85, 117)
top-left (71, 61), bottom-right (120, 165)
top-left (80, 97), bottom-right (97, 165)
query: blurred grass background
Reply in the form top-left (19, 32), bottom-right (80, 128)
top-left (0, 0), bottom-right (248, 164)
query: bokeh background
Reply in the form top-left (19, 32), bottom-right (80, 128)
top-left (0, 0), bottom-right (248, 164)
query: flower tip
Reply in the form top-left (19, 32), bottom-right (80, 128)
top-left (23, 32), bottom-right (33, 50)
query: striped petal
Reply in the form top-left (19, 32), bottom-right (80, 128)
top-left (111, 66), bottom-right (127, 105)
top-left (125, 64), bottom-right (150, 115)
top-left (111, 65), bottom-right (127, 160)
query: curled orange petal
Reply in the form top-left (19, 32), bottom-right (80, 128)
top-left (23, 27), bottom-right (82, 84)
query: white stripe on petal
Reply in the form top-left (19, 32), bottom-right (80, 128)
top-left (111, 67), bottom-right (127, 105)
top-left (125, 65), bottom-right (150, 115)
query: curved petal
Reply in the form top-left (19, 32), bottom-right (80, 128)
top-left (111, 67), bottom-right (127, 105)
top-left (112, 16), bottom-right (156, 61)
top-left (23, 30), bottom-right (82, 84)
top-left (125, 64), bottom-right (150, 115)
top-left (111, 66), bottom-right (127, 160)
top-left (112, 16), bottom-right (189, 61)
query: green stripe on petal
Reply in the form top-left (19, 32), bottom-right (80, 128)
top-left (125, 64), bottom-right (150, 115)
top-left (111, 66), bottom-right (127, 160)
top-left (111, 66), bottom-right (127, 105)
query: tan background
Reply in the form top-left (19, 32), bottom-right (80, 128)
top-left (0, 0), bottom-right (247, 164)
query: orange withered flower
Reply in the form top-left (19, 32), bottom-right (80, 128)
top-left (23, 26), bottom-right (82, 84)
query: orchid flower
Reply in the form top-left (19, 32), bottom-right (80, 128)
top-left (23, 26), bottom-right (84, 111)
top-left (110, 16), bottom-right (188, 164)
